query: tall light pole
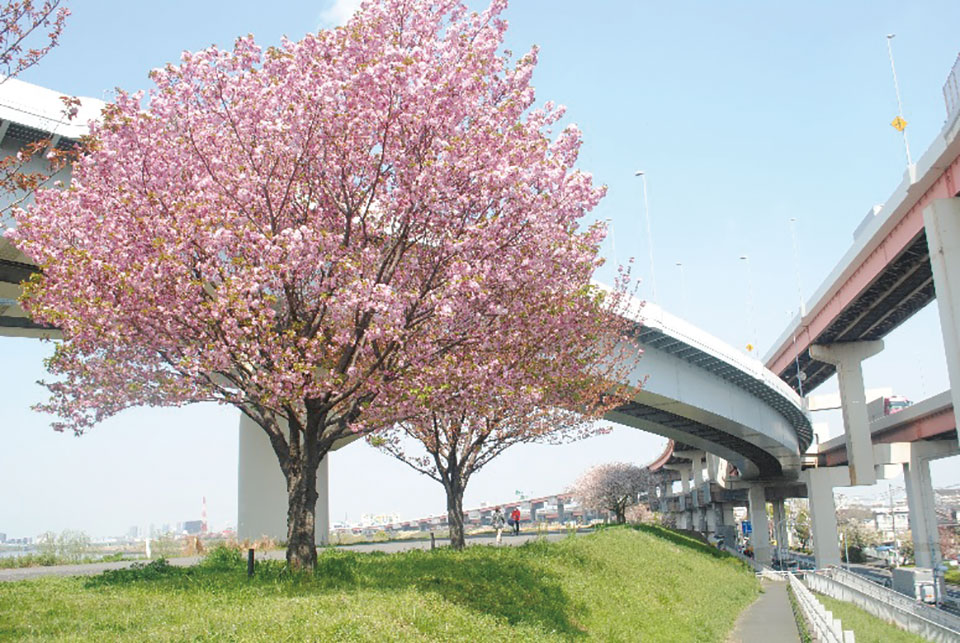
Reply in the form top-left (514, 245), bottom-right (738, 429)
top-left (886, 34), bottom-right (913, 167)
top-left (676, 261), bottom-right (687, 317)
top-left (739, 255), bottom-right (758, 356)
top-left (635, 170), bottom-right (658, 303)
top-left (788, 218), bottom-right (805, 316)
top-left (607, 218), bottom-right (618, 270)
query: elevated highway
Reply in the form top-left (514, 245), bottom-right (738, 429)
top-left (610, 300), bottom-right (812, 482)
top-left (765, 100), bottom-right (960, 395)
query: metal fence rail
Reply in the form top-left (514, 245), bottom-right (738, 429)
top-left (807, 567), bottom-right (960, 643)
top-left (823, 567), bottom-right (960, 633)
top-left (788, 572), bottom-right (855, 643)
top-left (945, 53), bottom-right (960, 124)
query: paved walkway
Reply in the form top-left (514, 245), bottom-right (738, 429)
top-left (0, 531), bottom-right (576, 582)
top-left (727, 579), bottom-right (801, 643)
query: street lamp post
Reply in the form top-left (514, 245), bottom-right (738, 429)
top-left (739, 255), bottom-right (758, 356)
top-left (885, 34), bottom-right (913, 167)
top-left (635, 170), bottom-right (658, 303)
top-left (676, 261), bottom-right (687, 317)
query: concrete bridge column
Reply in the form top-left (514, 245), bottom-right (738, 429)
top-left (809, 341), bottom-right (883, 485)
top-left (705, 503), bottom-right (718, 534)
top-left (238, 413), bottom-right (330, 545)
top-left (691, 453), bottom-right (704, 488)
top-left (803, 466), bottom-right (846, 568)
top-left (924, 197), bottom-right (960, 439)
top-left (904, 451), bottom-right (940, 569)
top-left (747, 485), bottom-right (772, 565)
top-left (658, 482), bottom-right (670, 513)
top-left (720, 503), bottom-right (736, 528)
top-left (771, 499), bottom-right (786, 561)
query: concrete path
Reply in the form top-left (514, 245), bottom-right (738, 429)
top-left (0, 530), bottom-right (577, 582)
top-left (727, 579), bottom-right (801, 643)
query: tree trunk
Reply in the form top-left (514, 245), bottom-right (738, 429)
top-left (445, 480), bottom-right (466, 550)
top-left (285, 461), bottom-right (320, 571)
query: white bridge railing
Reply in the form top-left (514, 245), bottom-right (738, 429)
top-left (788, 572), bottom-right (855, 642)
top-left (807, 567), bottom-right (960, 643)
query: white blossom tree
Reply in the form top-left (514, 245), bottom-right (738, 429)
top-left (572, 462), bottom-right (652, 524)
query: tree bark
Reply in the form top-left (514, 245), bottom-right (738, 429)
top-left (445, 479), bottom-right (466, 550)
top-left (285, 460), bottom-right (320, 571)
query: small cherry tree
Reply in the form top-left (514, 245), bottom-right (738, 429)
top-left (9, 0), bottom-right (611, 570)
top-left (572, 462), bottom-right (652, 524)
top-left (372, 278), bottom-right (637, 549)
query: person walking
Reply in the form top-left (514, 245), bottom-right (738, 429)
top-left (510, 507), bottom-right (521, 535)
top-left (492, 507), bottom-right (506, 546)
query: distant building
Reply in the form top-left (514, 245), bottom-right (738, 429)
top-left (183, 520), bottom-right (204, 535)
top-left (874, 506), bottom-right (910, 540)
top-left (127, 525), bottom-right (139, 539)
top-left (0, 532), bottom-right (6, 543)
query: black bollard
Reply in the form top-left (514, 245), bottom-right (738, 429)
top-left (247, 548), bottom-right (255, 577)
top-left (430, 532), bottom-right (435, 550)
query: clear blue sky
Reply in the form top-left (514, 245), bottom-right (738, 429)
top-left (2, 0), bottom-right (959, 538)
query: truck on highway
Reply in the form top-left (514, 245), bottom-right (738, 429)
top-left (867, 395), bottom-right (912, 423)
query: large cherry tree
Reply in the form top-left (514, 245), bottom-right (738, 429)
top-left (372, 277), bottom-right (637, 549)
top-left (9, 0), bottom-right (609, 570)
top-left (0, 0), bottom-right (73, 217)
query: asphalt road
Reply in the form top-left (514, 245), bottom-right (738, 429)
top-left (0, 530), bottom-right (583, 583)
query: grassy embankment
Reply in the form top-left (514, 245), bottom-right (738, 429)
top-left (815, 594), bottom-right (930, 643)
top-left (945, 567), bottom-right (959, 585)
top-left (0, 525), bottom-right (759, 641)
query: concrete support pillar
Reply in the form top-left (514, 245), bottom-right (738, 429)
top-left (692, 453), bottom-right (704, 487)
top-left (803, 467), bottom-right (847, 568)
top-left (705, 504), bottom-right (718, 534)
top-left (720, 503), bottom-right (736, 527)
top-left (924, 197), bottom-right (960, 439)
top-left (771, 499), bottom-right (786, 561)
top-left (903, 452), bottom-right (941, 569)
top-left (747, 485), bottom-right (772, 565)
top-left (237, 413), bottom-right (330, 544)
top-left (809, 341), bottom-right (884, 485)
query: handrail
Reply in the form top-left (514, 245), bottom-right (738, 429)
top-left (788, 572), bottom-right (855, 642)
top-left (820, 566), bottom-right (960, 632)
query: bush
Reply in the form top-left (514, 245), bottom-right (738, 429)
top-left (201, 546), bottom-right (244, 571)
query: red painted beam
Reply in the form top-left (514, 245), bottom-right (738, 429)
top-left (819, 408), bottom-right (956, 466)
top-left (767, 154), bottom-right (960, 378)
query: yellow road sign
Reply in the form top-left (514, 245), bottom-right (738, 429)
top-left (891, 116), bottom-right (907, 132)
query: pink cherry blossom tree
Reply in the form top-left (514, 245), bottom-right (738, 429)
top-left (372, 275), bottom-right (638, 550)
top-left (8, 0), bottom-right (613, 570)
top-left (0, 0), bottom-right (73, 216)
top-left (572, 462), bottom-right (653, 524)
top-left (0, 0), bottom-right (69, 81)
top-left (369, 274), bottom-right (639, 549)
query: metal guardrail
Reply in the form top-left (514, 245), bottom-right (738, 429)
top-left (807, 567), bottom-right (960, 643)
top-left (788, 572), bottom-right (855, 643)
top-left (945, 53), bottom-right (960, 124)
top-left (821, 566), bottom-right (960, 633)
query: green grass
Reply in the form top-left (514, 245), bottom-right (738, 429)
top-left (0, 526), bottom-right (760, 642)
top-left (816, 593), bottom-right (929, 643)
top-left (945, 567), bottom-right (959, 585)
